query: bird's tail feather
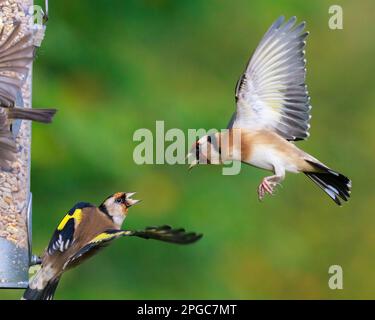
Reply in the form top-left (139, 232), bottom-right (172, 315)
top-left (22, 277), bottom-right (60, 300)
top-left (304, 160), bottom-right (351, 205)
top-left (8, 107), bottom-right (57, 123)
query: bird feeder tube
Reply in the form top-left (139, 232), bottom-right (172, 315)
top-left (0, 0), bottom-right (35, 288)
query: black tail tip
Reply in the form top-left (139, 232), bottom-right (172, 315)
top-left (22, 288), bottom-right (44, 300)
top-left (305, 170), bottom-right (351, 206)
top-left (327, 170), bottom-right (352, 206)
top-left (304, 160), bottom-right (351, 206)
top-left (33, 108), bottom-right (58, 123)
top-left (22, 279), bottom-right (60, 300)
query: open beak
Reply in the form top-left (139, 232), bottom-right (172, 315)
top-left (125, 192), bottom-right (141, 207)
top-left (186, 153), bottom-right (198, 170)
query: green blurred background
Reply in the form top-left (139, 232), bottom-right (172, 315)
top-left (1, 0), bottom-right (375, 299)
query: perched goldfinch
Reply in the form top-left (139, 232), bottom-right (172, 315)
top-left (0, 22), bottom-right (56, 124)
top-left (188, 16), bottom-right (351, 205)
top-left (22, 192), bottom-right (202, 300)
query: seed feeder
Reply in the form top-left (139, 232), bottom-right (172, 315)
top-left (0, 0), bottom-right (47, 289)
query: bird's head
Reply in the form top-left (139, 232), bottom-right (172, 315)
top-left (99, 192), bottom-right (141, 227)
top-left (187, 133), bottom-right (222, 170)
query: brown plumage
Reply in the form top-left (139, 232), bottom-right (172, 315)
top-left (0, 21), bottom-right (57, 166)
top-left (188, 16), bottom-right (351, 205)
top-left (23, 192), bottom-right (202, 300)
top-left (0, 108), bottom-right (17, 168)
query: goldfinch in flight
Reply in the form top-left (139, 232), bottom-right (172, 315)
top-left (0, 22), bottom-right (57, 167)
top-left (0, 22), bottom-right (57, 124)
top-left (22, 192), bottom-right (202, 300)
top-left (188, 16), bottom-right (351, 205)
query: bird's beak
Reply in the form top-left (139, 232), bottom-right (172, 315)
top-left (126, 192), bottom-right (141, 207)
top-left (186, 153), bottom-right (198, 170)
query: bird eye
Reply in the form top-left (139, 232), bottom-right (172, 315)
top-left (115, 197), bottom-right (123, 203)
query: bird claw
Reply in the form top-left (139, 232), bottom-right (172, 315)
top-left (257, 178), bottom-right (277, 201)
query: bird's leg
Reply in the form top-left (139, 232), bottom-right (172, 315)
top-left (257, 165), bottom-right (285, 201)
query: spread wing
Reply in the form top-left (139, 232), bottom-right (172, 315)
top-left (0, 22), bottom-right (34, 107)
top-left (46, 202), bottom-right (94, 255)
top-left (66, 226), bottom-right (202, 268)
top-left (0, 23), bottom-right (34, 166)
top-left (66, 230), bottom-right (127, 268)
top-left (128, 225), bottom-right (203, 244)
top-left (230, 16), bottom-right (311, 141)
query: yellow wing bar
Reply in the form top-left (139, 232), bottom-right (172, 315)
top-left (57, 209), bottom-right (83, 231)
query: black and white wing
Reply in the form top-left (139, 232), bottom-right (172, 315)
top-left (230, 16), bottom-right (311, 141)
top-left (65, 229), bottom-right (126, 269)
top-left (65, 226), bottom-right (202, 269)
top-left (0, 22), bottom-right (34, 107)
top-left (46, 202), bottom-right (94, 255)
top-left (68, 225), bottom-right (202, 265)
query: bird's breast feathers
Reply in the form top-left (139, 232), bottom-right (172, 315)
top-left (239, 130), bottom-right (306, 173)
